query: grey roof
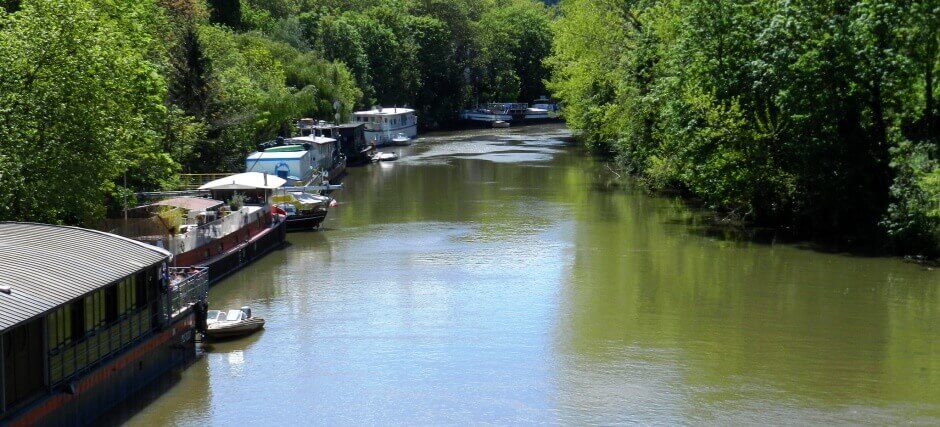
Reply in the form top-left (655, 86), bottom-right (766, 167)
top-left (0, 222), bottom-right (171, 332)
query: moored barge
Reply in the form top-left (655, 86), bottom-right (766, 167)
top-left (0, 222), bottom-right (208, 425)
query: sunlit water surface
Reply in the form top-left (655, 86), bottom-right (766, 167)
top-left (127, 124), bottom-right (939, 425)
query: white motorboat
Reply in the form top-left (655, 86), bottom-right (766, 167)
top-left (391, 132), bottom-right (411, 145)
top-left (493, 120), bottom-right (510, 128)
top-left (374, 152), bottom-right (399, 161)
top-left (205, 306), bottom-right (265, 340)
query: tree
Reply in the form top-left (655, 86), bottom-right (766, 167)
top-left (0, 0), bottom-right (170, 225)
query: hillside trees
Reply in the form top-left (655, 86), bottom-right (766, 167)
top-left (295, 0), bottom-right (552, 126)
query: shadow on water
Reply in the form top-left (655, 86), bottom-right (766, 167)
top-left (593, 167), bottom-right (934, 263)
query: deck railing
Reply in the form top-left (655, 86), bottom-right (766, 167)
top-left (167, 267), bottom-right (209, 318)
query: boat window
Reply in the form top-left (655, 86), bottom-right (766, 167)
top-left (207, 310), bottom-right (221, 320)
top-left (227, 309), bottom-right (244, 321)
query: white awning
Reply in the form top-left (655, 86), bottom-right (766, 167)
top-left (198, 172), bottom-right (286, 190)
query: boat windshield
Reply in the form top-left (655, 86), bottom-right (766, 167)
top-left (226, 309), bottom-right (244, 321)
top-left (206, 310), bottom-right (226, 324)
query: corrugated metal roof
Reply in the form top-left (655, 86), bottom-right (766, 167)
top-left (0, 222), bottom-right (171, 332)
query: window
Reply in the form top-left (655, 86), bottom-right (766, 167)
top-left (106, 285), bottom-right (118, 323)
top-left (84, 290), bottom-right (106, 333)
top-left (136, 271), bottom-right (149, 308)
top-left (118, 276), bottom-right (137, 315)
top-left (70, 301), bottom-right (84, 341)
top-left (46, 305), bottom-right (73, 351)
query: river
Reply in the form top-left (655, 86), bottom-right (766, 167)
top-left (127, 123), bottom-right (939, 425)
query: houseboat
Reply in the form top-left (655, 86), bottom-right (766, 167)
top-left (299, 119), bottom-right (373, 166)
top-left (106, 173), bottom-right (288, 285)
top-left (350, 107), bottom-right (417, 147)
top-left (0, 222), bottom-right (208, 425)
top-left (459, 102), bottom-right (554, 124)
top-left (245, 142), bottom-right (337, 231)
top-left (285, 135), bottom-right (346, 182)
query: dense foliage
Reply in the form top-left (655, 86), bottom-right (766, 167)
top-left (548, 0), bottom-right (940, 255)
top-left (0, 0), bottom-right (552, 226)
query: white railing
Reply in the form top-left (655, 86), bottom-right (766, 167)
top-left (164, 206), bottom-right (265, 254)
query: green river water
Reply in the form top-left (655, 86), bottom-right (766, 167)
top-left (128, 123), bottom-right (939, 425)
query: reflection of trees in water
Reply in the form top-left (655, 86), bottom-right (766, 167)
top-left (559, 173), bottom-right (940, 417)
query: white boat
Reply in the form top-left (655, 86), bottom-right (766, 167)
top-left (531, 96), bottom-right (560, 118)
top-left (523, 107), bottom-right (550, 120)
top-left (493, 120), bottom-right (510, 128)
top-left (350, 107), bottom-right (418, 147)
top-left (391, 132), bottom-right (411, 145)
top-left (460, 102), bottom-right (555, 123)
top-left (374, 152), bottom-right (399, 162)
top-left (205, 306), bottom-right (265, 340)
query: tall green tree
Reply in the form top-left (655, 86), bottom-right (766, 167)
top-left (0, 0), bottom-right (170, 225)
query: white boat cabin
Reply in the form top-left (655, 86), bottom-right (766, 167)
top-left (350, 107), bottom-right (418, 146)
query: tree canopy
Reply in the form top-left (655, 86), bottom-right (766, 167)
top-left (548, 0), bottom-right (940, 255)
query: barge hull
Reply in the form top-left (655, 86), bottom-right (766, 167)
top-left (6, 315), bottom-right (197, 427)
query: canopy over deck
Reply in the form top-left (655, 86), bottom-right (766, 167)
top-left (198, 172), bottom-right (286, 190)
top-left (150, 197), bottom-right (224, 211)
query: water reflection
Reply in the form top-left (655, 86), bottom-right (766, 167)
top-left (558, 177), bottom-right (940, 423)
top-left (127, 124), bottom-right (940, 425)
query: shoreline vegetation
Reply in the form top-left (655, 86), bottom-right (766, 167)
top-left (0, 0), bottom-right (552, 223)
top-left (1, 0), bottom-right (937, 260)
top-left (548, 0), bottom-right (939, 258)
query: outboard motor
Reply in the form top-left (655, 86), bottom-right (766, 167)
top-left (241, 306), bottom-right (252, 318)
top-left (195, 300), bottom-right (209, 333)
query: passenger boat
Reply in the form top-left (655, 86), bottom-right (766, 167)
top-left (391, 132), bottom-right (411, 145)
top-left (459, 102), bottom-right (555, 124)
top-left (108, 172), bottom-right (288, 286)
top-left (204, 306), bottom-right (265, 340)
top-left (350, 107), bottom-right (418, 147)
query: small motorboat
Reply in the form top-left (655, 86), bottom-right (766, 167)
top-left (391, 132), bottom-right (411, 145)
top-left (492, 120), bottom-right (510, 128)
top-left (204, 306), bottom-right (265, 340)
top-left (374, 152), bottom-right (399, 161)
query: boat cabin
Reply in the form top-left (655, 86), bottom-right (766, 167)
top-left (350, 107), bottom-right (418, 146)
top-left (245, 146), bottom-right (315, 184)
